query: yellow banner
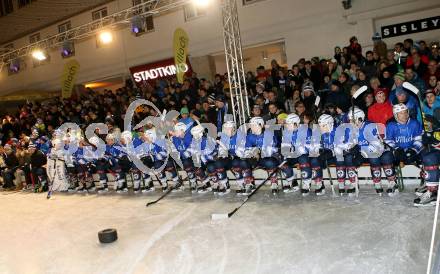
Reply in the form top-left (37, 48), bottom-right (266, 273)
top-left (173, 28), bottom-right (189, 84)
top-left (61, 59), bottom-right (80, 98)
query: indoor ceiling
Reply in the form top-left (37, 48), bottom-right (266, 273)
top-left (0, 0), bottom-right (113, 45)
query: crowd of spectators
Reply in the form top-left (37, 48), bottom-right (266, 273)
top-left (0, 35), bottom-right (440, 190)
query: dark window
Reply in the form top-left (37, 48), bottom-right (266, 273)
top-left (58, 21), bottom-right (72, 33)
top-left (18, 0), bottom-right (35, 8)
top-left (0, 0), bottom-right (13, 17)
top-left (243, 0), bottom-right (264, 5)
top-left (92, 7), bottom-right (108, 21)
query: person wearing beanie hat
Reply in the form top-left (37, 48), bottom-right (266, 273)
top-left (394, 71), bottom-right (405, 81)
top-left (179, 107), bottom-right (194, 130)
top-left (422, 89), bottom-right (440, 117)
top-left (214, 93), bottom-right (231, 132)
top-left (301, 82), bottom-right (317, 110)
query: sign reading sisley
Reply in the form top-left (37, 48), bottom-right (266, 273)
top-left (381, 16), bottom-right (440, 38)
top-left (129, 57), bottom-right (192, 87)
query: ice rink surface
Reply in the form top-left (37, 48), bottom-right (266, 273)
top-left (0, 185), bottom-right (436, 274)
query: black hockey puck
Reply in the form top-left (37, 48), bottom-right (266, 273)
top-left (98, 228), bottom-right (118, 244)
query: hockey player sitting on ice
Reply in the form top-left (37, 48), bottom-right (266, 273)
top-left (103, 133), bottom-right (126, 193)
top-left (385, 103), bottom-right (439, 206)
top-left (168, 122), bottom-right (192, 192)
top-left (244, 117), bottom-right (285, 195)
top-left (385, 103), bottom-right (423, 198)
top-left (114, 131), bottom-right (137, 193)
top-left (281, 113), bottom-right (308, 193)
top-left (136, 128), bottom-right (168, 193)
top-left (343, 107), bottom-right (392, 196)
top-left (188, 124), bottom-right (217, 194)
top-left (309, 114), bottom-right (353, 196)
top-left (217, 120), bottom-right (244, 195)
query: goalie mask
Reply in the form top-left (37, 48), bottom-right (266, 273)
top-left (393, 103), bottom-right (409, 124)
top-left (191, 125), bottom-right (205, 140)
top-left (249, 117), bottom-right (264, 135)
top-left (348, 107), bottom-right (365, 127)
top-left (222, 120), bottom-right (236, 137)
top-left (318, 114), bottom-right (334, 133)
top-left (285, 113), bottom-right (301, 131)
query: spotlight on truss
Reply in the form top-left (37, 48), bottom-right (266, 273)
top-left (61, 41), bottom-right (75, 58)
top-left (32, 49), bottom-right (48, 61)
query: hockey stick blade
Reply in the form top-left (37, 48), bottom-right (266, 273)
top-left (353, 85), bottom-right (368, 99)
top-left (314, 96), bottom-right (320, 107)
top-left (402, 82), bottom-right (420, 95)
top-left (211, 161), bottom-right (287, 220)
top-left (146, 187), bottom-right (173, 207)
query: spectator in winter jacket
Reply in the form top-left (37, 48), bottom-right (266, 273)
top-left (422, 89), bottom-right (440, 118)
top-left (372, 33), bottom-right (387, 60)
top-left (325, 80), bottom-right (351, 112)
top-left (368, 88), bottom-right (393, 128)
top-left (408, 52), bottom-right (428, 78)
top-left (300, 61), bottom-right (321, 90)
top-left (348, 36), bottom-right (362, 60)
top-left (405, 67), bottom-right (427, 94)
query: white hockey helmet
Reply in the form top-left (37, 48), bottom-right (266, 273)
top-left (393, 103), bottom-right (408, 122)
top-left (144, 129), bottom-right (157, 143)
top-left (105, 133), bottom-right (115, 141)
top-left (174, 122), bottom-right (187, 133)
top-left (120, 131), bottom-right (132, 142)
top-left (52, 138), bottom-right (62, 149)
top-left (318, 114), bottom-right (334, 132)
top-left (88, 136), bottom-right (100, 146)
top-left (222, 120), bottom-right (236, 136)
top-left (348, 107), bottom-right (365, 124)
top-left (191, 125), bottom-right (205, 140)
top-left (249, 117), bottom-right (265, 127)
top-left (285, 113), bottom-right (301, 126)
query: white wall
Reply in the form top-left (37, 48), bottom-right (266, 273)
top-left (1, 0), bottom-right (439, 95)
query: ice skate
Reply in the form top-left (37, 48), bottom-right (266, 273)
top-left (142, 183), bottom-right (155, 193)
top-left (217, 187), bottom-right (231, 196)
top-left (315, 184), bottom-right (326, 196)
top-left (339, 188), bottom-right (345, 196)
top-left (171, 181), bottom-right (184, 192)
top-left (387, 181), bottom-right (399, 197)
top-left (414, 191), bottom-right (437, 207)
top-left (242, 183), bottom-right (255, 196)
top-left (301, 180), bottom-right (310, 196)
top-left (374, 184), bottom-right (384, 196)
top-left (133, 187), bottom-right (141, 194)
top-left (76, 185), bottom-right (86, 193)
top-left (415, 185), bottom-right (427, 197)
top-left (291, 180), bottom-right (300, 192)
top-left (347, 188), bottom-right (356, 198)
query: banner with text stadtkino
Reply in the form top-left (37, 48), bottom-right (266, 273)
top-left (129, 57), bottom-right (193, 87)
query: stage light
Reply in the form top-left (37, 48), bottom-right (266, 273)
top-left (9, 58), bottom-right (20, 73)
top-left (61, 41), bottom-right (75, 58)
top-left (32, 50), bottom-right (48, 61)
top-left (99, 31), bottom-right (113, 44)
top-left (131, 16), bottom-right (144, 36)
top-left (193, 0), bottom-right (210, 7)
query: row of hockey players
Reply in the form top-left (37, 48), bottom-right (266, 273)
top-left (50, 102), bottom-right (438, 207)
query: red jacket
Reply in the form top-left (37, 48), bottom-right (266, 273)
top-left (368, 101), bottom-right (393, 129)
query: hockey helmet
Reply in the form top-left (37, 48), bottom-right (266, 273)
top-left (144, 129), bottom-right (157, 143)
top-left (174, 122), bottom-right (187, 133)
top-left (392, 103), bottom-right (408, 122)
top-left (348, 107), bottom-right (365, 125)
top-left (318, 114), bottom-right (334, 132)
top-left (191, 125), bottom-right (205, 140)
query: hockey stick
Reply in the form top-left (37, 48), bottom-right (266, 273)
top-left (402, 82), bottom-right (427, 125)
top-left (325, 160), bottom-right (337, 197)
top-left (211, 160), bottom-right (287, 220)
top-left (145, 158), bottom-right (184, 207)
top-left (427, 187), bottom-right (440, 274)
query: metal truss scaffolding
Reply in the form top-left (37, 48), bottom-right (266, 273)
top-left (0, 0), bottom-right (187, 68)
top-left (1, 0), bottom-right (249, 126)
top-left (221, 0), bottom-right (249, 126)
